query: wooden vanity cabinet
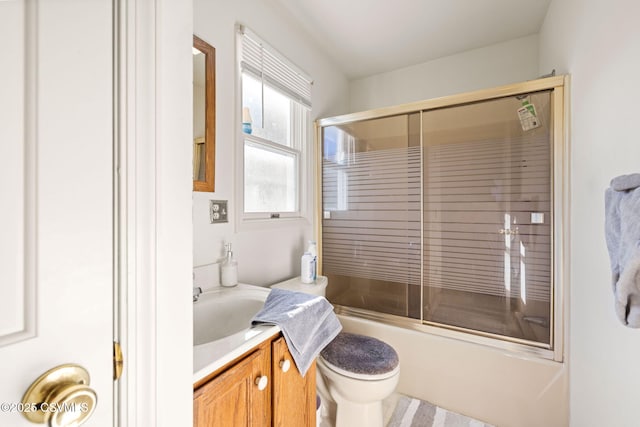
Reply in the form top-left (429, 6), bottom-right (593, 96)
top-left (194, 333), bottom-right (316, 427)
top-left (272, 336), bottom-right (316, 427)
top-left (194, 345), bottom-right (271, 427)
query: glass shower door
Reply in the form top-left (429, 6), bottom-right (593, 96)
top-left (321, 113), bottom-right (422, 318)
top-left (422, 91), bottom-right (553, 345)
top-left (320, 89), bottom-right (556, 347)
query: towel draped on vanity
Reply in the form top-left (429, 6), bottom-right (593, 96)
top-left (251, 288), bottom-right (342, 376)
top-left (605, 173), bottom-right (640, 327)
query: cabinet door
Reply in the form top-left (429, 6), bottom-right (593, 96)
top-left (272, 337), bottom-right (317, 427)
top-left (194, 346), bottom-right (271, 427)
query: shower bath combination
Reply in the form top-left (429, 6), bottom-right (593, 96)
top-left (317, 76), bottom-right (567, 357)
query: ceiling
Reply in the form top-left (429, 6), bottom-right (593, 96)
top-left (275, 0), bottom-right (552, 79)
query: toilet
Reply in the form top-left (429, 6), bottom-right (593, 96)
top-left (271, 276), bottom-right (400, 427)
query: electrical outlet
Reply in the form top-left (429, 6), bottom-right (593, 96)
top-left (209, 200), bottom-right (228, 223)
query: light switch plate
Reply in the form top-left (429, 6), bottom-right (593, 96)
top-left (210, 200), bottom-right (228, 223)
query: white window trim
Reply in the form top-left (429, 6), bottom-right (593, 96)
top-left (234, 130), bottom-right (313, 231)
top-left (234, 25), bottom-right (313, 231)
top-left (242, 133), bottom-right (301, 219)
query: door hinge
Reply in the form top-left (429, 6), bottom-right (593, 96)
top-left (113, 341), bottom-right (124, 381)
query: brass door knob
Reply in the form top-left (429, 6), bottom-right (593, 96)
top-left (21, 364), bottom-right (97, 427)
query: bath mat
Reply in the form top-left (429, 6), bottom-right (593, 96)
top-left (387, 395), bottom-right (493, 427)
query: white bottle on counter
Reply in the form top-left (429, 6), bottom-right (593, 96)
top-left (221, 243), bottom-right (238, 287)
top-left (307, 240), bottom-right (317, 281)
top-left (301, 252), bottom-right (315, 284)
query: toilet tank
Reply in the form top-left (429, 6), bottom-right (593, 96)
top-left (270, 275), bottom-right (328, 297)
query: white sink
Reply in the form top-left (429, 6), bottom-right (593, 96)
top-left (193, 284), bottom-right (280, 380)
top-left (193, 284), bottom-right (270, 346)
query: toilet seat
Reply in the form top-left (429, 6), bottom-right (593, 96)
top-left (320, 332), bottom-right (399, 381)
top-left (319, 355), bottom-right (399, 381)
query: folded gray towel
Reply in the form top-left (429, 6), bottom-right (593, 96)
top-left (252, 288), bottom-right (342, 375)
top-left (605, 174), bottom-right (640, 327)
top-left (611, 173), bottom-right (640, 191)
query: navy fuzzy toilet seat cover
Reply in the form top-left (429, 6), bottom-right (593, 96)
top-left (320, 332), bottom-right (399, 375)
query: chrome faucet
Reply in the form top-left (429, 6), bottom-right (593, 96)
top-left (193, 271), bottom-right (203, 302)
top-left (193, 286), bottom-right (203, 302)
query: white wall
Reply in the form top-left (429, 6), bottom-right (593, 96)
top-left (349, 34), bottom-right (540, 112)
top-left (155, 0), bottom-right (194, 421)
top-left (193, 0), bottom-right (349, 286)
top-left (539, 1), bottom-right (640, 426)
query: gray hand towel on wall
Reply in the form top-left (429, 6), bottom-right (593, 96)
top-left (605, 173), bottom-right (640, 327)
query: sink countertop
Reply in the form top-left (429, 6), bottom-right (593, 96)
top-left (193, 323), bottom-right (281, 384)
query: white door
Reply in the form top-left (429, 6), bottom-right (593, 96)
top-left (0, 1), bottom-right (114, 426)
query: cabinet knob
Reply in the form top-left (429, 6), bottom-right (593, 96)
top-left (279, 359), bottom-right (291, 373)
top-left (255, 375), bottom-right (268, 391)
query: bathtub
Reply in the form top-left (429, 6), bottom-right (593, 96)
top-left (337, 314), bottom-right (568, 427)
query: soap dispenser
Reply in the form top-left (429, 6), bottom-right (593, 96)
top-left (221, 243), bottom-right (238, 287)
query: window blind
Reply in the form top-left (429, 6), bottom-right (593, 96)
top-left (239, 26), bottom-right (312, 108)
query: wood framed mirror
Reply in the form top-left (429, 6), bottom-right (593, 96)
top-left (193, 35), bottom-right (216, 192)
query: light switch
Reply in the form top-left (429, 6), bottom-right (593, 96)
top-left (210, 200), bottom-right (228, 223)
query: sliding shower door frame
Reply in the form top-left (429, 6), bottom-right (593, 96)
top-left (316, 75), bottom-right (568, 362)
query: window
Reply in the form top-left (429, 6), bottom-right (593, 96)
top-left (237, 26), bottom-right (312, 220)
